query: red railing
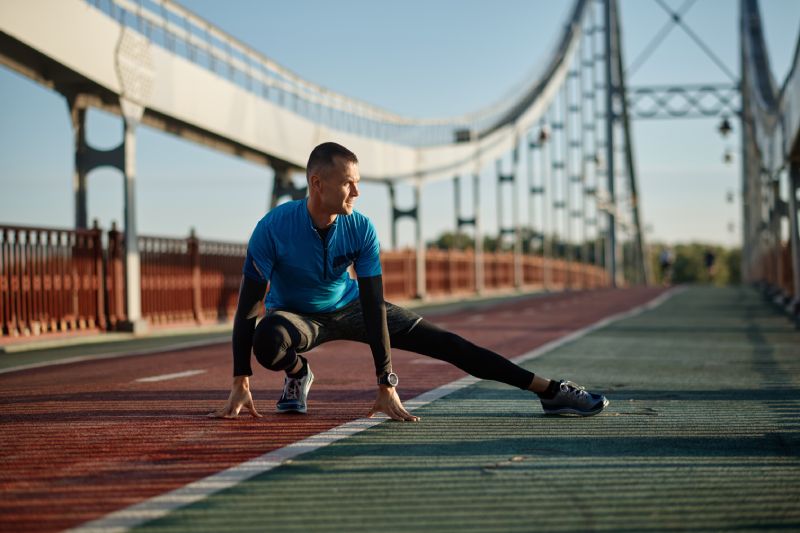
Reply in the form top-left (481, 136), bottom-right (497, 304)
top-left (197, 238), bottom-right (247, 323)
top-left (749, 242), bottom-right (795, 299)
top-left (381, 249), bottom-right (417, 300)
top-left (1, 223), bottom-right (610, 341)
top-left (1, 223), bottom-right (105, 338)
top-left (139, 233), bottom-right (246, 326)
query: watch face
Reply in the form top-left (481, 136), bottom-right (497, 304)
top-left (387, 373), bottom-right (399, 387)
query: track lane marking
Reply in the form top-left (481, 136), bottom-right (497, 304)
top-left (135, 369), bottom-right (206, 383)
top-left (68, 287), bottom-right (681, 533)
top-left (0, 338), bottom-right (228, 375)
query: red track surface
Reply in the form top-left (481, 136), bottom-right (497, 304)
top-left (0, 287), bottom-right (664, 532)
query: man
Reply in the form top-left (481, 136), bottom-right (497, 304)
top-left (209, 142), bottom-right (608, 421)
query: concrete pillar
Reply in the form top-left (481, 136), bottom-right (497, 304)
top-left (604, 0), bottom-right (617, 287)
top-left (511, 142), bottom-right (523, 289)
top-left (474, 172), bottom-right (484, 295)
top-left (270, 163), bottom-right (306, 209)
top-left (119, 98), bottom-right (147, 333)
top-left (414, 179), bottom-right (426, 299)
top-left (771, 178), bottom-right (783, 294)
top-left (68, 99), bottom-right (89, 229)
top-left (453, 176), bottom-right (461, 232)
top-left (539, 124), bottom-right (553, 291)
top-left (563, 79), bottom-right (573, 290)
top-left (387, 181), bottom-right (420, 254)
top-left (387, 182), bottom-right (398, 250)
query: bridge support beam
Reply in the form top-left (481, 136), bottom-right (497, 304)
top-left (511, 144), bottom-right (523, 289)
top-left (788, 163), bottom-right (800, 315)
top-left (387, 181), bottom-right (425, 298)
top-left (414, 180), bottom-right (425, 299)
top-left (474, 172), bottom-right (484, 295)
top-left (66, 94), bottom-right (146, 332)
top-left (454, 173), bottom-right (484, 294)
top-left (119, 99), bottom-right (147, 333)
top-left (68, 101), bottom-right (89, 230)
top-left (270, 163), bottom-right (306, 209)
top-left (496, 151), bottom-right (523, 290)
top-left (604, 0), bottom-right (618, 287)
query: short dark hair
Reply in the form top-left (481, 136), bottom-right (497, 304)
top-left (306, 142), bottom-right (358, 180)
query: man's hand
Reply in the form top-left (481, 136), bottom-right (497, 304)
top-left (208, 376), bottom-right (263, 419)
top-left (367, 385), bottom-right (420, 422)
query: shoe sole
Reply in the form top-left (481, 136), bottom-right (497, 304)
top-left (276, 371), bottom-right (314, 414)
top-left (543, 398), bottom-right (609, 417)
top-left (276, 404), bottom-right (308, 414)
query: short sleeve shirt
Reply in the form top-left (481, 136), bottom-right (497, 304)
top-left (243, 199), bottom-right (382, 313)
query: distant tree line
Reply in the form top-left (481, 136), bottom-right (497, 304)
top-left (427, 230), bottom-right (742, 285)
top-left (649, 243), bottom-right (741, 285)
top-left (427, 229), bottom-right (604, 263)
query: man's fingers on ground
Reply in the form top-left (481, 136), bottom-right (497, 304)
top-left (399, 409), bottom-right (419, 422)
top-left (401, 410), bottom-right (419, 422)
top-left (246, 402), bottom-right (263, 418)
top-left (397, 404), bottom-right (420, 422)
top-left (207, 407), bottom-right (232, 419)
top-left (388, 406), bottom-right (406, 421)
top-left (207, 411), bottom-right (238, 419)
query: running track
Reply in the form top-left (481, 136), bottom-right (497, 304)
top-left (0, 287), bottom-right (665, 532)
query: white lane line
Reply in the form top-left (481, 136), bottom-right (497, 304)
top-left (135, 369), bottom-right (206, 383)
top-left (68, 287), bottom-right (682, 533)
top-left (0, 338), bottom-right (228, 375)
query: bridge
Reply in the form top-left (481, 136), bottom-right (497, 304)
top-left (0, 1), bottom-right (799, 530)
top-left (1, 0), bottom-right (797, 336)
top-left (1, 0), bottom-right (642, 335)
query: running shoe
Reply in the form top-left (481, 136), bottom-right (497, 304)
top-left (276, 365), bottom-right (314, 414)
top-left (540, 380), bottom-right (609, 416)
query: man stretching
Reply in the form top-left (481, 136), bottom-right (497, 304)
top-left (209, 142), bottom-right (608, 421)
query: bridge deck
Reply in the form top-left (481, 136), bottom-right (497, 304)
top-left (1, 286), bottom-right (798, 531)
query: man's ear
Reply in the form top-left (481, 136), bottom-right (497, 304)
top-left (308, 174), bottom-right (321, 192)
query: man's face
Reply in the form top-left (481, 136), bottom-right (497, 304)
top-left (316, 157), bottom-right (360, 215)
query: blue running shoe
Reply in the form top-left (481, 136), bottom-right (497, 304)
top-left (540, 380), bottom-right (609, 416)
top-left (276, 365), bottom-right (314, 414)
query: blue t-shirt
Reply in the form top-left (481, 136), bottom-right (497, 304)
top-left (243, 198), bottom-right (382, 313)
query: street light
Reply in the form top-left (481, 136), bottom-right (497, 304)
top-left (723, 148), bottom-right (734, 164)
top-left (718, 116), bottom-right (733, 137)
top-left (538, 125), bottom-right (550, 144)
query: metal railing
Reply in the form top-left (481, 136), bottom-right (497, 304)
top-left (86, 0), bottom-right (583, 146)
top-left (740, 0), bottom-right (800, 308)
top-left (1, 223), bottom-right (106, 337)
top-left (1, 223), bottom-right (609, 341)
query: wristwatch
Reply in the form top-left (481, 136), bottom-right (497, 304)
top-left (377, 372), bottom-right (399, 387)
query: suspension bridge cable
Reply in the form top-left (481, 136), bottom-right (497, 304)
top-left (626, 0), bottom-right (696, 77)
top-left (653, 0), bottom-right (738, 82)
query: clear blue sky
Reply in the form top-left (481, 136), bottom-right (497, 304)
top-left (1, 0), bottom-right (798, 249)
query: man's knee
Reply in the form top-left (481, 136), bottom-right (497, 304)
top-left (252, 316), bottom-right (299, 371)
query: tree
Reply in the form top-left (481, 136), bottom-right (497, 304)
top-left (648, 242), bottom-right (741, 285)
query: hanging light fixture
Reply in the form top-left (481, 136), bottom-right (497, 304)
top-left (718, 116), bottom-right (732, 137)
top-left (723, 148), bottom-right (734, 164)
top-left (538, 125), bottom-right (551, 144)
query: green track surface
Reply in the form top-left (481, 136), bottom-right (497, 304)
top-left (137, 286), bottom-right (800, 532)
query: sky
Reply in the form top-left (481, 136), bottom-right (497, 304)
top-left (1, 0), bottom-right (799, 250)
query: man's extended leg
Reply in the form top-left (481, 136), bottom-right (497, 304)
top-left (390, 318), bottom-right (609, 416)
top-left (390, 318), bottom-right (537, 389)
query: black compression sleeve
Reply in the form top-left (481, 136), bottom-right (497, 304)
top-left (357, 274), bottom-right (392, 376)
top-left (232, 275), bottom-right (268, 377)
